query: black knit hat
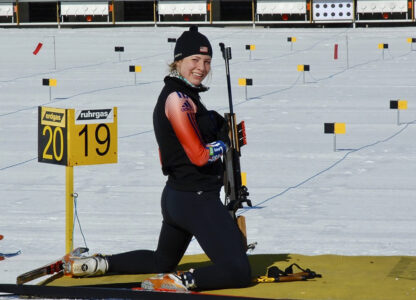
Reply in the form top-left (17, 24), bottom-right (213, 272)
top-left (174, 26), bottom-right (212, 61)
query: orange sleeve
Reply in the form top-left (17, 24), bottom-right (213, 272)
top-left (165, 92), bottom-right (210, 166)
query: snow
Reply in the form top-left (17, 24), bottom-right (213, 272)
top-left (0, 26), bottom-right (415, 285)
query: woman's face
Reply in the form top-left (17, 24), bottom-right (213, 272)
top-left (177, 54), bottom-right (211, 86)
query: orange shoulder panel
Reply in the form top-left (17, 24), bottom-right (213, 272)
top-left (165, 92), bottom-right (210, 166)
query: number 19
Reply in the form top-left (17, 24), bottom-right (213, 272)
top-left (78, 124), bottom-right (110, 157)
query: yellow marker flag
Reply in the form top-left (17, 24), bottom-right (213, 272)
top-left (297, 65), bottom-right (304, 72)
top-left (238, 78), bottom-right (247, 86)
top-left (135, 66), bottom-right (142, 73)
top-left (398, 100), bottom-right (408, 110)
top-left (241, 172), bottom-right (247, 186)
top-left (292, 37), bottom-right (297, 42)
top-left (49, 79), bottom-right (57, 87)
top-left (334, 123), bottom-right (346, 134)
top-left (407, 38), bottom-right (413, 43)
top-left (250, 45), bottom-right (256, 51)
top-left (378, 43), bottom-right (384, 49)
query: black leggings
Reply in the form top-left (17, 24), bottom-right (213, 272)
top-left (108, 185), bottom-right (251, 290)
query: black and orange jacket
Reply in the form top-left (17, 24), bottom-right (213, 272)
top-left (153, 76), bottom-right (224, 192)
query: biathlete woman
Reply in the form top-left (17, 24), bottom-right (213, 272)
top-left (65, 26), bottom-right (251, 292)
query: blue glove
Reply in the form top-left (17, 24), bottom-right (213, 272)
top-left (206, 140), bottom-right (227, 163)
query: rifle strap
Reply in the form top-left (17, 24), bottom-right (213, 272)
top-left (281, 263), bottom-right (322, 279)
top-left (254, 264), bottom-right (322, 283)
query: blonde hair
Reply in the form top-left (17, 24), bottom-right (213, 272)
top-left (168, 61), bottom-right (179, 74)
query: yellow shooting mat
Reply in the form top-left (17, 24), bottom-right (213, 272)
top-left (43, 253), bottom-right (416, 299)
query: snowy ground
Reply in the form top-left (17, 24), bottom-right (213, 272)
top-left (0, 26), bottom-right (415, 285)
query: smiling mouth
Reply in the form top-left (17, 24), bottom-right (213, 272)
top-left (192, 72), bottom-right (204, 78)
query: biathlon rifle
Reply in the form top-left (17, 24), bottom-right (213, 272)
top-left (219, 43), bottom-right (253, 250)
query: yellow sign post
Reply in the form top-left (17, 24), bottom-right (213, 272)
top-left (42, 78), bottom-right (57, 101)
top-left (129, 65), bottom-right (142, 85)
top-left (245, 44), bottom-right (255, 60)
top-left (38, 106), bottom-right (118, 252)
top-left (287, 37), bottom-right (297, 51)
top-left (65, 166), bottom-right (74, 252)
top-left (238, 78), bottom-right (253, 100)
top-left (390, 100), bottom-right (408, 125)
top-left (407, 37), bottom-right (416, 51)
top-left (297, 65), bottom-right (310, 84)
top-left (378, 43), bottom-right (388, 60)
top-left (324, 122), bottom-right (346, 152)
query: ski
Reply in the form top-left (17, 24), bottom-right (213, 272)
top-left (16, 247), bottom-right (88, 285)
top-left (0, 283), bottom-right (264, 299)
top-left (0, 235), bottom-right (22, 260)
top-left (0, 250), bottom-right (21, 260)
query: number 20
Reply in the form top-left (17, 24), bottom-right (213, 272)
top-left (42, 126), bottom-right (64, 161)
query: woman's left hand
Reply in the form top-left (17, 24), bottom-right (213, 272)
top-left (206, 140), bottom-right (227, 163)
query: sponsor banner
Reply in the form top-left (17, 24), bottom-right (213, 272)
top-left (41, 107), bottom-right (66, 127)
top-left (75, 109), bottom-right (114, 124)
top-left (38, 106), bottom-right (68, 165)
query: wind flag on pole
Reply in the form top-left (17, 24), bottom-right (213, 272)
top-left (33, 42), bottom-right (43, 55)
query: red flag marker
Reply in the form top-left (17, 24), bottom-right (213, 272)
top-left (334, 44), bottom-right (338, 60)
top-left (33, 42), bottom-right (43, 55)
top-left (0, 234), bottom-right (3, 240)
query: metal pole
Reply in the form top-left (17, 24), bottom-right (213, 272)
top-left (397, 109), bottom-right (400, 125)
top-left (353, 0), bottom-right (356, 25)
top-left (310, 0), bottom-right (313, 23)
top-left (209, 0), bottom-right (212, 24)
top-left (333, 134), bottom-right (337, 152)
top-left (154, 0), bottom-right (157, 26)
top-left (112, 0), bottom-right (115, 25)
top-left (56, 2), bottom-right (60, 29)
top-left (252, 0), bottom-right (255, 28)
top-left (49, 87), bottom-right (52, 101)
top-left (16, 0), bottom-right (19, 26)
